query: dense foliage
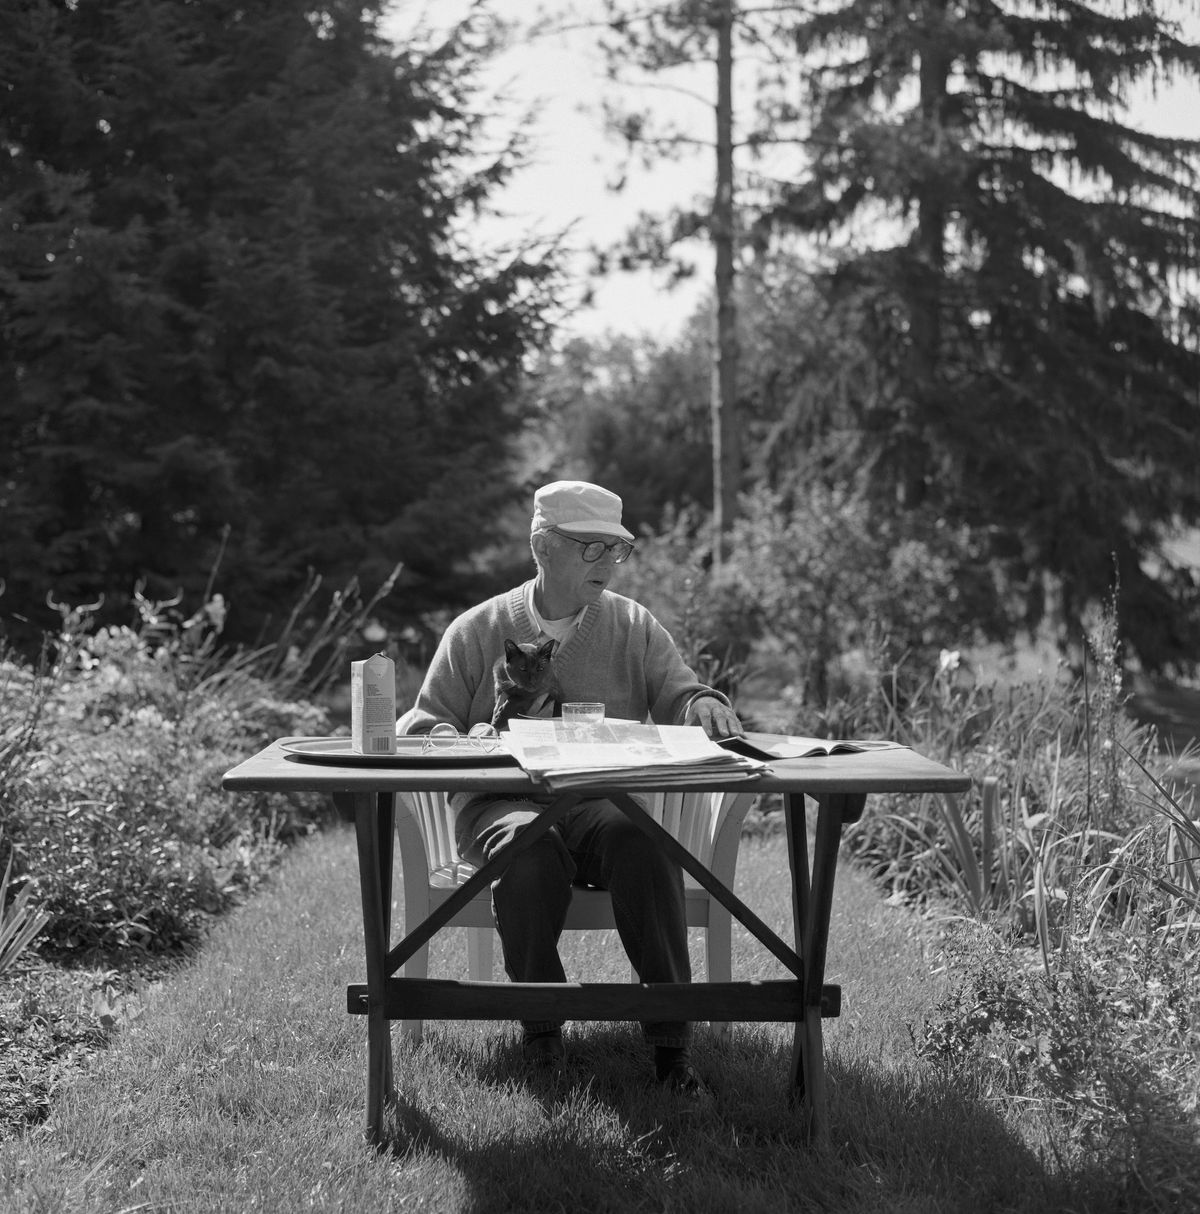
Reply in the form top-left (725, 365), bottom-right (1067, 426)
top-left (587, 0), bottom-right (1200, 673)
top-left (0, 602), bottom-right (334, 959)
top-left (616, 485), bottom-right (1014, 715)
top-left (516, 328), bottom-right (713, 532)
top-left (776, 0), bottom-right (1200, 672)
top-left (0, 0), bottom-right (557, 651)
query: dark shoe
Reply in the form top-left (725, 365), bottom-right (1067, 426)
top-left (658, 1060), bottom-right (713, 1103)
top-left (522, 1032), bottom-right (565, 1070)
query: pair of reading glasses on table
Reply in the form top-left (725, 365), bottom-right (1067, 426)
top-left (420, 722), bottom-right (503, 755)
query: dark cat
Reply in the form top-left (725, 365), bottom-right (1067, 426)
top-left (491, 638), bottom-right (560, 729)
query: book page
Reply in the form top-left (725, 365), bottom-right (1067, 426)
top-left (718, 732), bottom-right (906, 760)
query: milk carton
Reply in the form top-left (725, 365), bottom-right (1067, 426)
top-left (350, 652), bottom-right (397, 755)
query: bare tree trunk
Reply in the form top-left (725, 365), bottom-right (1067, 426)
top-left (900, 7), bottom-right (949, 509)
top-left (711, 0), bottom-right (740, 558)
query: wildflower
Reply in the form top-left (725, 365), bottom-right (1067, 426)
top-left (204, 594), bottom-right (227, 631)
top-left (938, 648), bottom-right (962, 677)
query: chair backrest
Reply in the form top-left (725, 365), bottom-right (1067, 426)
top-left (655, 790), bottom-right (734, 862)
top-left (399, 788), bottom-right (742, 874)
top-left (404, 790), bottom-right (460, 869)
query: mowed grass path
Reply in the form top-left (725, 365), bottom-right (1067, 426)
top-left (1, 823), bottom-right (1096, 1213)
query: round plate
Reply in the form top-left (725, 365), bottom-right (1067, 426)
top-left (280, 737), bottom-right (517, 766)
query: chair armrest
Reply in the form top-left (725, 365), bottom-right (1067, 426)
top-left (394, 792), bottom-right (436, 898)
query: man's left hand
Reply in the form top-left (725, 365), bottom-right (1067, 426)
top-left (686, 696), bottom-right (744, 740)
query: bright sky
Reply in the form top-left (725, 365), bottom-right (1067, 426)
top-left (385, 1), bottom-right (1200, 345)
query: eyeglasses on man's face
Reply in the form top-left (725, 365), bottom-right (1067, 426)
top-left (552, 530), bottom-right (635, 563)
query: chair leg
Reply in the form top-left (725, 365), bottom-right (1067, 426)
top-left (706, 912), bottom-right (733, 1038)
top-left (468, 926), bottom-right (494, 981)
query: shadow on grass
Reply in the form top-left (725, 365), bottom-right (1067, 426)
top-left (375, 1024), bottom-right (1138, 1214)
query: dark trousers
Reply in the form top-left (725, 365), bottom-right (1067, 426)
top-left (459, 797), bottom-right (691, 1046)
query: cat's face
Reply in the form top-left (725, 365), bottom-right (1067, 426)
top-left (504, 638), bottom-right (555, 680)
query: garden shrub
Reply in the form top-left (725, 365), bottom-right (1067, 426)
top-left (838, 588), bottom-right (1165, 933)
top-left (618, 487), bottom-right (1017, 720)
top-left (613, 505), bottom-right (760, 696)
top-left (0, 605), bottom-right (334, 960)
top-left (916, 920), bottom-right (1199, 1190)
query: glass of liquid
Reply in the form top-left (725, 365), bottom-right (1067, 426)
top-left (562, 702), bottom-right (605, 726)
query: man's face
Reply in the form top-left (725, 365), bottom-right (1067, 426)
top-left (539, 530), bottom-right (622, 614)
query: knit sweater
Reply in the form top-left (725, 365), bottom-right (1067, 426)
top-left (397, 581), bottom-right (727, 820)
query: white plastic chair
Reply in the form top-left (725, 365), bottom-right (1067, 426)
top-left (393, 788), bottom-right (757, 1041)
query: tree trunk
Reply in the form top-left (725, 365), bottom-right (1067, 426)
top-left (711, 0), bottom-right (740, 556)
top-left (901, 9), bottom-right (950, 509)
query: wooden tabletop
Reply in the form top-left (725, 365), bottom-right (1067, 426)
top-left (222, 736), bottom-right (972, 798)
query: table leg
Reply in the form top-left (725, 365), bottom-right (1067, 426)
top-left (783, 792), bottom-right (814, 1133)
top-left (344, 791), bottom-right (396, 1147)
top-left (375, 793), bottom-right (396, 1106)
top-left (785, 791), bottom-right (864, 1144)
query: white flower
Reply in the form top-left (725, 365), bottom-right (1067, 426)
top-left (937, 648), bottom-right (962, 676)
top-left (205, 594), bottom-right (227, 630)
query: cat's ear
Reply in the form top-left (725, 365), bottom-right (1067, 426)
top-left (537, 638), bottom-right (556, 661)
top-left (504, 638), bottom-right (521, 661)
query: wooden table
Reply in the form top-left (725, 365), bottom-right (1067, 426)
top-left (222, 738), bottom-right (970, 1146)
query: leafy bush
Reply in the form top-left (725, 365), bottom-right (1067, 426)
top-left (619, 487), bottom-right (1018, 717)
top-left (838, 656), bottom-right (1150, 924)
top-left (0, 593), bottom-right (339, 960)
top-left (916, 920), bottom-right (1199, 1190)
top-left (829, 591), bottom-right (1200, 1183)
top-left (838, 590), bottom-right (1180, 955)
top-left (615, 505), bottom-right (757, 696)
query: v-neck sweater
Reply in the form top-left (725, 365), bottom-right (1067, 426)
top-left (397, 581), bottom-right (727, 815)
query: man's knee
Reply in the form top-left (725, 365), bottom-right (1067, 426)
top-left (604, 815), bottom-right (677, 876)
top-left (493, 833), bottom-right (576, 904)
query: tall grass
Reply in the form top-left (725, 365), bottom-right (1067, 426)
top-left (816, 601), bottom-right (1200, 1199)
top-left (839, 609), bottom-right (1169, 947)
top-left (1086, 746), bottom-right (1200, 943)
top-left (0, 844), bottom-right (48, 976)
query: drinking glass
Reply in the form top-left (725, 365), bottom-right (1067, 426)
top-left (562, 702), bottom-right (605, 726)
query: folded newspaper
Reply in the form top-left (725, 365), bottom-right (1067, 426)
top-left (503, 719), bottom-right (767, 790)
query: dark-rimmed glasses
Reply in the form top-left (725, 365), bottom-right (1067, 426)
top-left (552, 530), bottom-right (635, 563)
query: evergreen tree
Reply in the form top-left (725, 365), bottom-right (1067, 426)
top-left (0, 0), bottom-right (556, 645)
top-left (586, 0), bottom-right (1200, 667)
top-left (764, 0), bottom-right (1200, 669)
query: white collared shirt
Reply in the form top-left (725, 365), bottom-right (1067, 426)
top-left (524, 580), bottom-right (587, 645)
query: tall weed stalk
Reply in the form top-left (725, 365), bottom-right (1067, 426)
top-left (0, 842), bottom-right (49, 974)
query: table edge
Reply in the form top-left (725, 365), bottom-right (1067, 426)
top-left (221, 737), bottom-right (974, 796)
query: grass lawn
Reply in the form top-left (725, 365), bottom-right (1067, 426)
top-left (0, 823), bottom-right (1131, 1213)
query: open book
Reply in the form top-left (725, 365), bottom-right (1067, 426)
top-left (503, 719), bottom-right (766, 789)
top-left (716, 731), bottom-right (906, 761)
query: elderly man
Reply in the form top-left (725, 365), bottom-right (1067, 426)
top-left (398, 480), bottom-right (743, 1094)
